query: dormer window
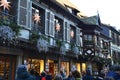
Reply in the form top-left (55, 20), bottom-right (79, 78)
top-left (67, 7), bottom-right (72, 13)
top-left (66, 7), bottom-right (79, 16)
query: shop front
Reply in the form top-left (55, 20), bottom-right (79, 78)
top-left (0, 46), bottom-right (23, 80)
top-left (0, 54), bottom-right (17, 80)
top-left (81, 63), bottom-right (86, 72)
top-left (60, 61), bottom-right (69, 76)
top-left (23, 51), bottom-right (60, 77)
top-left (45, 60), bottom-right (58, 76)
top-left (71, 62), bottom-right (81, 75)
top-left (26, 58), bottom-right (44, 74)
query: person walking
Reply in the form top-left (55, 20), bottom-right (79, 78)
top-left (46, 72), bottom-right (52, 80)
top-left (82, 69), bottom-right (94, 80)
top-left (54, 73), bottom-right (63, 80)
top-left (40, 71), bottom-right (47, 80)
top-left (72, 70), bottom-right (82, 80)
top-left (16, 65), bottom-right (36, 80)
top-left (66, 71), bottom-right (75, 80)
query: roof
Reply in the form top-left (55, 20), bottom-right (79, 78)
top-left (80, 15), bottom-right (100, 25)
top-left (52, 0), bottom-right (86, 17)
top-left (55, 0), bottom-right (79, 10)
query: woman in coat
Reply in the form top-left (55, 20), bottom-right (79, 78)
top-left (72, 70), bottom-right (82, 80)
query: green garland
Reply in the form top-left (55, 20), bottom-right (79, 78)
top-left (30, 32), bottom-right (50, 44)
top-left (9, 23), bottom-right (21, 35)
top-left (30, 32), bottom-right (40, 43)
top-left (0, 21), bottom-right (21, 36)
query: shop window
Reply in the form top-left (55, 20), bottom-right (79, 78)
top-left (82, 63), bottom-right (86, 72)
top-left (46, 60), bottom-right (58, 77)
top-left (76, 63), bottom-right (81, 73)
top-left (0, 55), bottom-right (16, 80)
top-left (27, 59), bottom-right (44, 74)
top-left (61, 62), bottom-right (69, 76)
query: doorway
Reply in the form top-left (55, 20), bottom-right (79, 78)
top-left (0, 55), bottom-right (16, 80)
top-left (47, 60), bottom-right (58, 77)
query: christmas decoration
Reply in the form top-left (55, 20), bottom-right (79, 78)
top-left (56, 23), bottom-right (60, 32)
top-left (73, 46), bottom-right (79, 54)
top-left (33, 13), bottom-right (40, 23)
top-left (60, 42), bottom-right (66, 54)
top-left (70, 30), bottom-right (74, 38)
top-left (0, 25), bottom-right (16, 44)
top-left (0, 0), bottom-right (11, 10)
top-left (37, 37), bottom-right (48, 52)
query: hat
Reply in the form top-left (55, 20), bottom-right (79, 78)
top-left (17, 65), bottom-right (27, 73)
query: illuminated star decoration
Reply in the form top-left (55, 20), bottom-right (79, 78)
top-left (0, 0), bottom-right (11, 10)
top-left (56, 23), bottom-right (60, 32)
top-left (33, 13), bottom-right (40, 24)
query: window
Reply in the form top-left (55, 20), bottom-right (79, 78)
top-left (54, 16), bottom-right (63, 40)
top-left (84, 35), bottom-right (93, 41)
top-left (65, 22), bottom-right (67, 41)
top-left (45, 10), bottom-right (55, 37)
top-left (67, 7), bottom-right (72, 13)
top-left (0, 0), bottom-right (17, 24)
top-left (18, 0), bottom-right (32, 29)
top-left (111, 32), bottom-right (115, 44)
top-left (70, 25), bottom-right (76, 44)
top-left (32, 5), bottom-right (45, 34)
top-left (64, 20), bottom-right (70, 42)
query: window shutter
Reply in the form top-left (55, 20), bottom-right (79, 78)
top-left (18, 0), bottom-right (32, 29)
top-left (49, 12), bottom-right (55, 37)
top-left (76, 27), bottom-right (81, 46)
top-left (27, 0), bottom-right (32, 29)
top-left (45, 10), bottom-right (50, 35)
top-left (80, 30), bottom-right (83, 47)
top-left (63, 20), bottom-right (67, 41)
top-left (67, 23), bottom-right (70, 42)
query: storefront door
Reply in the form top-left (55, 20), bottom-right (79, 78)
top-left (46, 60), bottom-right (58, 77)
top-left (27, 59), bottom-right (44, 74)
top-left (61, 62), bottom-right (69, 76)
top-left (0, 55), bottom-right (16, 80)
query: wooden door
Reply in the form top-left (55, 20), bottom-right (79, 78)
top-left (49, 63), bottom-right (54, 76)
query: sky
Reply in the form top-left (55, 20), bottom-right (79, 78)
top-left (70, 0), bottom-right (120, 30)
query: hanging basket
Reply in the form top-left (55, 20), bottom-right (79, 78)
top-left (60, 43), bottom-right (66, 54)
top-left (37, 38), bottom-right (48, 52)
top-left (73, 46), bottom-right (79, 54)
top-left (0, 25), bottom-right (16, 41)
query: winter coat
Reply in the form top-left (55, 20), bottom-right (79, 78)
top-left (46, 74), bottom-right (52, 80)
top-left (82, 75), bottom-right (94, 80)
top-left (114, 72), bottom-right (120, 80)
top-left (0, 77), bottom-right (3, 80)
top-left (67, 76), bottom-right (75, 80)
top-left (16, 65), bottom-right (35, 80)
top-left (106, 71), bottom-right (115, 78)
